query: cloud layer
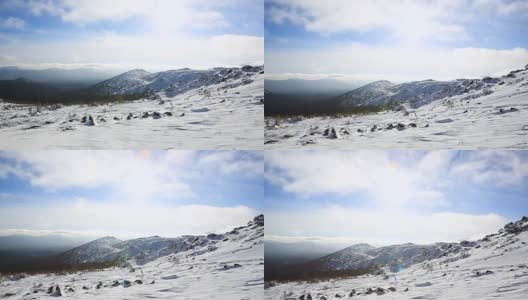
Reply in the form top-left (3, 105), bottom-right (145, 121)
top-left (0, 0), bottom-right (263, 70)
top-left (265, 151), bottom-right (528, 245)
top-left (266, 0), bottom-right (528, 80)
top-left (0, 151), bottom-right (262, 239)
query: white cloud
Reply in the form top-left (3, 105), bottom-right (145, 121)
top-left (266, 45), bottom-right (528, 81)
top-left (266, 151), bottom-right (451, 210)
top-left (266, 207), bottom-right (508, 245)
top-left (2, 17), bottom-right (26, 29)
top-left (0, 200), bottom-right (255, 239)
top-left (451, 151), bottom-right (528, 186)
top-left (0, 0), bottom-right (263, 69)
top-left (265, 150), bottom-right (526, 244)
top-left (0, 150), bottom-right (262, 203)
top-left (268, 0), bottom-right (471, 43)
top-left (19, 0), bottom-right (229, 28)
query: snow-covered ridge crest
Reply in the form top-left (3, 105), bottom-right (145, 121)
top-left (337, 64), bottom-right (528, 108)
top-left (63, 214), bottom-right (264, 266)
top-left (316, 216), bottom-right (528, 273)
top-left (94, 65), bottom-right (264, 97)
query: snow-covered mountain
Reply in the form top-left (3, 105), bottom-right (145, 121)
top-left (0, 215), bottom-right (264, 299)
top-left (336, 71), bottom-right (504, 108)
top-left (0, 65), bottom-right (264, 149)
top-left (265, 64), bottom-right (528, 148)
top-left (265, 216), bottom-right (528, 299)
top-left (94, 66), bottom-right (263, 97)
top-left (315, 242), bottom-right (468, 272)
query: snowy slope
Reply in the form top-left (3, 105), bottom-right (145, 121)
top-left (265, 65), bottom-right (528, 149)
top-left (0, 66), bottom-right (264, 149)
top-left (316, 242), bottom-right (465, 272)
top-left (0, 215), bottom-right (264, 299)
top-left (265, 217), bottom-right (528, 299)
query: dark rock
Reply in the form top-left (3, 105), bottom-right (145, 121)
top-left (460, 240), bottom-right (476, 247)
top-left (375, 287), bottom-right (385, 295)
top-left (370, 125), bottom-right (377, 132)
top-left (335, 294), bottom-right (342, 298)
top-left (349, 289), bottom-right (356, 296)
top-left (164, 112), bottom-right (173, 116)
top-left (113, 116), bottom-right (120, 121)
top-left (51, 285), bottom-right (62, 297)
top-left (112, 280), bottom-right (120, 287)
top-left (404, 288), bottom-right (409, 292)
top-left (47, 286), bottom-right (54, 294)
top-left (396, 123), bottom-right (406, 130)
top-left (142, 112), bottom-right (150, 118)
top-left (386, 123), bottom-right (395, 130)
top-left (82, 286), bottom-right (89, 290)
top-left (4, 293), bottom-right (16, 297)
top-left (96, 282), bottom-right (103, 289)
top-left (152, 112), bottom-right (162, 119)
top-left (180, 113), bottom-right (185, 117)
top-left (85, 115), bottom-right (95, 126)
top-left (463, 110), bottom-right (468, 113)
top-left (81, 116), bottom-right (87, 123)
top-left (127, 113), bottom-right (133, 120)
top-left (357, 128), bottom-right (364, 133)
top-left (510, 107), bottom-right (519, 112)
top-left (388, 287), bottom-right (396, 292)
top-left (254, 214), bottom-right (264, 226)
top-left (122, 280), bottom-right (131, 288)
top-left (67, 287), bottom-right (74, 292)
top-left (365, 288), bottom-right (373, 295)
top-left (408, 123), bottom-right (417, 128)
top-left (150, 280), bottom-right (155, 284)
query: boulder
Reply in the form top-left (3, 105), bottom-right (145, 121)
top-left (50, 285), bottom-right (62, 297)
top-left (85, 115), bottom-right (96, 126)
top-left (152, 112), bottom-right (162, 119)
top-left (375, 287), bottom-right (385, 295)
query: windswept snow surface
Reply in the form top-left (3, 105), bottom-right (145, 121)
top-left (0, 215), bottom-right (264, 299)
top-left (265, 218), bottom-right (528, 299)
top-left (0, 67), bottom-right (263, 149)
top-left (265, 66), bottom-right (528, 149)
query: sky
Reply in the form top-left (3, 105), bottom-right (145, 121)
top-left (265, 150), bottom-right (528, 247)
top-left (0, 0), bottom-right (263, 72)
top-left (265, 0), bottom-right (528, 82)
top-left (0, 150), bottom-right (263, 240)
